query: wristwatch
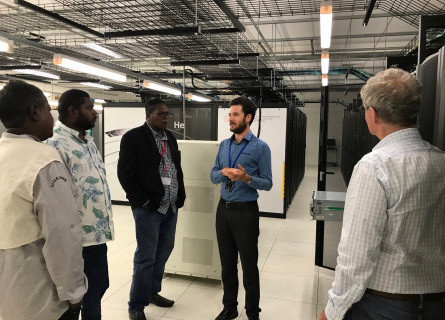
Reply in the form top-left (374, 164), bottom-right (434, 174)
top-left (246, 177), bottom-right (252, 184)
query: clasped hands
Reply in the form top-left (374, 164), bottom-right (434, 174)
top-left (221, 164), bottom-right (251, 183)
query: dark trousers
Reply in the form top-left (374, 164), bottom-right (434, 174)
top-left (344, 292), bottom-right (445, 320)
top-left (59, 308), bottom-right (80, 320)
top-left (129, 206), bottom-right (177, 311)
top-left (81, 243), bottom-right (109, 320)
top-left (215, 199), bottom-right (260, 317)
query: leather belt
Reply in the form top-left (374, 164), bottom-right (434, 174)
top-left (366, 289), bottom-right (445, 302)
top-left (220, 198), bottom-right (257, 209)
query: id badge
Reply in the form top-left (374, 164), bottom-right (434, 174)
top-left (161, 177), bottom-right (172, 186)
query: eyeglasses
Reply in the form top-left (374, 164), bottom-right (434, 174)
top-left (151, 112), bottom-right (173, 118)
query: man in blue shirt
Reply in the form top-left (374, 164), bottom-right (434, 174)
top-left (210, 97), bottom-right (272, 320)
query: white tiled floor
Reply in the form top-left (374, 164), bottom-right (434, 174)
top-left (102, 165), bottom-right (341, 319)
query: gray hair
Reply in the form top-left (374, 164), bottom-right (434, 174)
top-left (360, 68), bottom-right (422, 126)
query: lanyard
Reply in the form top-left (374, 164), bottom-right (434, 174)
top-left (160, 141), bottom-right (167, 172)
top-left (228, 136), bottom-right (252, 168)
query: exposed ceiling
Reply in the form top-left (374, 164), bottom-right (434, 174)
top-left (0, 0), bottom-right (444, 105)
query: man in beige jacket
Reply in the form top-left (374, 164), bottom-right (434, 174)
top-left (0, 80), bottom-right (87, 320)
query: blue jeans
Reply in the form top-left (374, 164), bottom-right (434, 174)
top-left (128, 206), bottom-right (177, 311)
top-left (81, 243), bottom-right (109, 320)
top-left (344, 292), bottom-right (445, 320)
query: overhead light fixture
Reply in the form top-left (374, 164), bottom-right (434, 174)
top-left (83, 43), bottom-right (123, 59)
top-left (53, 54), bottom-right (127, 82)
top-left (320, 0), bottom-right (333, 49)
top-left (43, 91), bottom-right (51, 97)
top-left (93, 105), bottom-right (103, 111)
top-left (0, 85), bottom-right (4, 90)
top-left (322, 74), bottom-right (328, 87)
top-left (13, 69), bottom-right (60, 80)
top-left (321, 50), bottom-right (330, 74)
top-left (142, 80), bottom-right (181, 96)
top-left (187, 93), bottom-right (211, 102)
top-left (93, 98), bottom-right (106, 103)
top-left (0, 38), bottom-right (13, 53)
top-left (80, 82), bottom-right (112, 90)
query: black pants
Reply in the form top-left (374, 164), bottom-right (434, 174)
top-left (215, 199), bottom-right (260, 317)
top-left (59, 308), bottom-right (80, 320)
top-left (81, 243), bottom-right (109, 320)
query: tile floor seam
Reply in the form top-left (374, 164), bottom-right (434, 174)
top-left (102, 279), bottom-right (132, 302)
top-left (260, 270), bottom-right (320, 280)
top-left (259, 238), bottom-right (276, 273)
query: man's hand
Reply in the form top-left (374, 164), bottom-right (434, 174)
top-left (222, 165), bottom-right (251, 183)
top-left (229, 164), bottom-right (251, 182)
top-left (318, 309), bottom-right (328, 320)
top-left (221, 167), bottom-right (236, 178)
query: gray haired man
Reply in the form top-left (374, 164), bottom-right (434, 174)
top-left (319, 68), bottom-right (445, 320)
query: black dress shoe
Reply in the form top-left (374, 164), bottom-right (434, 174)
top-left (150, 293), bottom-right (174, 308)
top-left (215, 309), bottom-right (238, 320)
top-left (129, 310), bottom-right (146, 320)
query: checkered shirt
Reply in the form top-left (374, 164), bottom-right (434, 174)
top-left (147, 125), bottom-right (178, 214)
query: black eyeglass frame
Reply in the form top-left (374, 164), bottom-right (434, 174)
top-left (151, 112), bottom-right (173, 117)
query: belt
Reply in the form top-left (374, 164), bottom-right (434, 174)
top-left (366, 289), bottom-right (445, 302)
top-left (220, 198), bottom-right (257, 209)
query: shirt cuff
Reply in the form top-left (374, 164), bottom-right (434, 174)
top-left (325, 300), bottom-right (342, 320)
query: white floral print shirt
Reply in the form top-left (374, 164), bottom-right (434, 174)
top-left (46, 121), bottom-right (114, 246)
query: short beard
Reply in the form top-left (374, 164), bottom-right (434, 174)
top-left (73, 114), bottom-right (95, 131)
top-left (230, 121), bottom-right (247, 134)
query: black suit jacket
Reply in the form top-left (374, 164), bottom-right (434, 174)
top-left (117, 122), bottom-right (186, 210)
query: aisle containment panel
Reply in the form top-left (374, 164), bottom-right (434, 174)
top-left (164, 140), bottom-right (222, 280)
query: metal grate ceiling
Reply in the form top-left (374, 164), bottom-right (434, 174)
top-left (224, 0), bottom-right (369, 17)
top-left (0, 0), bottom-right (444, 103)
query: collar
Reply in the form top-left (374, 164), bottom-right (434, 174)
top-left (373, 128), bottom-right (421, 151)
top-left (146, 121), bottom-right (167, 140)
top-left (1, 132), bottom-right (41, 142)
top-left (55, 120), bottom-right (93, 142)
top-left (230, 130), bottom-right (253, 143)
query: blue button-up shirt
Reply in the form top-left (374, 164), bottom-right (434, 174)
top-left (210, 131), bottom-right (272, 202)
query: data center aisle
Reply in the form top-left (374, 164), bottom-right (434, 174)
top-left (102, 165), bottom-right (340, 320)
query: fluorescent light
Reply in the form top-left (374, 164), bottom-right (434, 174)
top-left (13, 69), bottom-right (60, 80)
top-left (94, 99), bottom-right (106, 103)
top-left (53, 54), bottom-right (126, 82)
top-left (187, 93), bottom-right (211, 102)
top-left (320, 0), bottom-right (333, 49)
top-left (93, 105), bottom-right (103, 111)
top-left (43, 91), bottom-right (51, 97)
top-left (83, 43), bottom-right (123, 59)
top-left (322, 74), bottom-right (328, 87)
top-left (80, 82), bottom-right (112, 90)
top-left (0, 38), bottom-right (13, 53)
top-left (321, 51), bottom-right (329, 74)
top-left (142, 80), bottom-right (181, 96)
top-left (0, 85), bottom-right (4, 90)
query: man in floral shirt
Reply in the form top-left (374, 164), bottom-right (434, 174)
top-left (46, 89), bottom-right (114, 320)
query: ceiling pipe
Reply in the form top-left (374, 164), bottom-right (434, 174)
top-left (278, 67), bottom-right (372, 82)
top-left (363, 0), bottom-right (377, 27)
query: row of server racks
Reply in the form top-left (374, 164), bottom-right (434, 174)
top-left (284, 106), bottom-right (307, 213)
top-left (341, 45), bottom-right (445, 186)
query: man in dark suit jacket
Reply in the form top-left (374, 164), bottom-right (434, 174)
top-left (117, 98), bottom-right (186, 320)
